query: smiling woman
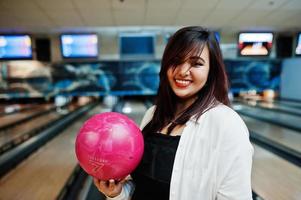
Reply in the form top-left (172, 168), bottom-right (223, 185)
top-left (153, 26), bottom-right (230, 134)
top-left (94, 26), bottom-right (254, 200)
top-left (167, 48), bottom-right (209, 104)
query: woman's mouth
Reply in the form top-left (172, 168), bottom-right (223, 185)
top-left (174, 79), bottom-right (192, 88)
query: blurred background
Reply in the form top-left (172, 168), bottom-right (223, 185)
top-left (0, 0), bottom-right (300, 199)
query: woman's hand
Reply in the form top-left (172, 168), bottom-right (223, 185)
top-left (93, 177), bottom-right (128, 198)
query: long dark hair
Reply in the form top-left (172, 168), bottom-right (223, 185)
top-left (143, 26), bottom-right (230, 135)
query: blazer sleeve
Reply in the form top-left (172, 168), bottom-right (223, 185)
top-left (216, 112), bottom-right (254, 200)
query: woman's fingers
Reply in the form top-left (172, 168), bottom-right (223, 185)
top-left (99, 180), bottom-right (109, 189)
top-left (93, 176), bottom-right (129, 198)
top-left (94, 178), bottom-right (108, 192)
top-left (108, 179), bottom-right (115, 190)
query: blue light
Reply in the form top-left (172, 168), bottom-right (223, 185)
top-left (0, 35), bottom-right (32, 60)
top-left (61, 34), bottom-right (98, 58)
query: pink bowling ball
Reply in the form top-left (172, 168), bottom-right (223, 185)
top-left (75, 112), bottom-right (144, 180)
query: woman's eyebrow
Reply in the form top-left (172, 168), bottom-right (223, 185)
top-left (189, 56), bottom-right (206, 63)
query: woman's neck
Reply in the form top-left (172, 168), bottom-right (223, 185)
top-left (175, 96), bottom-right (197, 117)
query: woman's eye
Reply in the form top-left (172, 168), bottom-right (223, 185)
top-left (193, 63), bottom-right (204, 67)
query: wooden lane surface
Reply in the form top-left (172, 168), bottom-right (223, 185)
top-left (0, 104), bottom-right (38, 115)
top-left (242, 115), bottom-right (301, 153)
top-left (0, 105), bottom-right (101, 200)
top-left (0, 103), bottom-right (81, 152)
top-left (252, 144), bottom-right (301, 200)
top-left (0, 104), bottom-right (54, 129)
top-left (235, 103), bottom-right (301, 124)
top-left (274, 100), bottom-right (301, 110)
top-left (0, 112), bottom-right (59, 150)
top-left (258, 101), bottom-right (301, 115)
top-left (122, 100), bottom-right (148, 125)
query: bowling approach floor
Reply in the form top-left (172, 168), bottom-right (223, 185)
top-left (0, 98), bottom-right (300, 200)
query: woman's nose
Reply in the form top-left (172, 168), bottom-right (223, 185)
top-left (178, 63), bottom-right (191, 76)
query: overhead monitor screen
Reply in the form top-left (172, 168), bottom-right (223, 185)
top-left (120, 33), bottom-right (155, 57)
top-left (0, 35), bottom-right (32, 60)
top-left (238, 32), bottom-right (273, 56)
top-left (60, 34), bottom-right (98, 58)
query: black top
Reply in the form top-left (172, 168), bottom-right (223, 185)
top-left (131, 133), bottom-right (180, 200)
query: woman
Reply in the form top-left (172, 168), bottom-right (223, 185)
top-left (94, 26), bottom-right (253, 200)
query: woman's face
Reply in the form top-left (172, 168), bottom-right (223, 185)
top-left (167, 45), bottom-right (210, 101)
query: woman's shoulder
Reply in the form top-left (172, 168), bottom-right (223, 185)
top-left (139, 105), bottom-right (156, 129)
top-left (146, 105), bottom-right (156, 113)
top-left (144, 105), bottom-right (156, 119)
top-left (208, 104), bottom-right (249, 137)
top-left (197, 103), bottom-right (247, 131)
top-left (205, 104), bottom-right (240, 119)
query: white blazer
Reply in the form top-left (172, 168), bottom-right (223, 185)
top-left (108, 104), bottom-right (254, 200)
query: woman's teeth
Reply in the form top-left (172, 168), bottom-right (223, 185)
top-left (175, 79), bottom-right (191, 86)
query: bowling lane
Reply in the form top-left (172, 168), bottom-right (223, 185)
top-left (0, 103), bottom-right (36, 115)
top-left (0, 104), bottom-right (106, 200)
top-left (236, 98), bottom-right (301, 116)
top-left (237, 97), bottom-right (301, 110)
top-left (241, 115), bottom-right (301, 154)
top-left (259, 101), bottom-right (301, 116)
top-left (120, 100), bottom-right (148, 125)
top-left (0, 111), bottom-right (59, 153)
top-left (274, 99), bottom-right (301, 110)
top-left (0, 103), bottom-right (55, 130)
top-left (233, 103), bottom-right (301, 132)
top-left (252, 144), bottom-right (301, 200)
top-left (0, 103), bottom-right (81, 154)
